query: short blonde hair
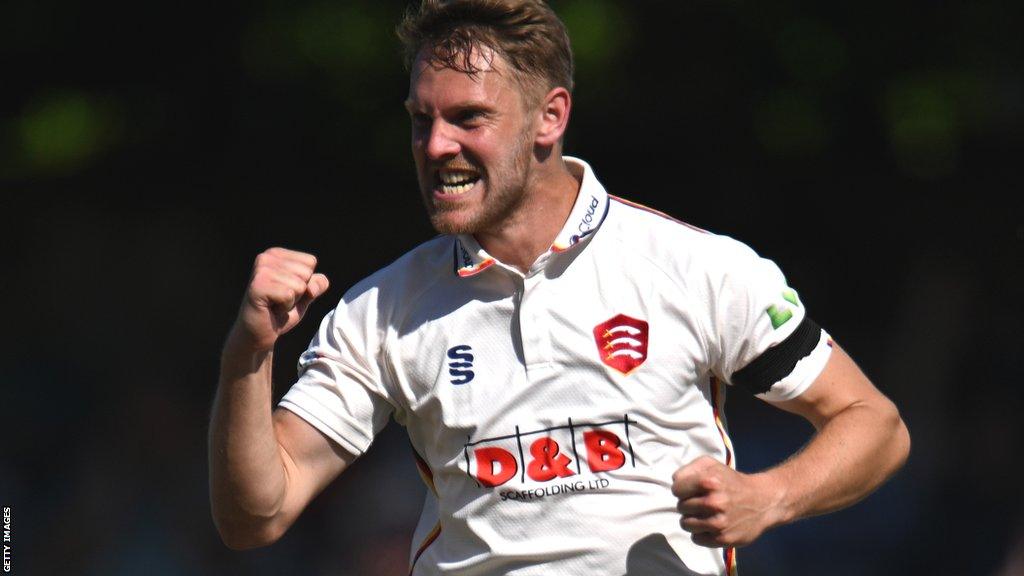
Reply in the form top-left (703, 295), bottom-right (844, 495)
top-left (397, 0), bottom-right (574, 98)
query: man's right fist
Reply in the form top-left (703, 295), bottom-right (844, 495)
top-left (233, 247), bottom-right (330, 352)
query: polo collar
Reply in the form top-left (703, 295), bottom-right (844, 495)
top-left (453, 157), bottom-right (610, 278)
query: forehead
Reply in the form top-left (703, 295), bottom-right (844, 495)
top-left (406, 46), bottom-right (523, 108)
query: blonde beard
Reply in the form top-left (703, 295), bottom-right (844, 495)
top-left (426, 130), bottom-right (534, 236)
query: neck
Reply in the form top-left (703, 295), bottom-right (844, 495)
top-left (475, 157), bottom-right (581, 273)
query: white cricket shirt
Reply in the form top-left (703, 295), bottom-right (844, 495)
top-left (279, 157), bottom-right (833, 575)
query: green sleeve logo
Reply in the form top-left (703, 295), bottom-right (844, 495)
top-left (766, 288), bottom-right (801, 329)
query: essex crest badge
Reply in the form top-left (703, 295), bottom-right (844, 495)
top-left (593, 314), bottom-right (649, 375)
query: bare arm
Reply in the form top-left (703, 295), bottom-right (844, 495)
top-left (759, 344), bottom-right (910, 521)
top-left (672, 344), bottom-right (910, 547)
top-left (208, 247), bottom-right (355, 550)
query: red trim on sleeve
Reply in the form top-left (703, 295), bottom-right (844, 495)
top-left (408, 522), bottom-right (442, 576)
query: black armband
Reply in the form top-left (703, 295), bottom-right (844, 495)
top-left (731, 316), bottom-right (822, 395)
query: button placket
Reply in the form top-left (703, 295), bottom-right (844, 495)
top-left (508, 274), bottom-right (527, 369)
top-left (521, 273), bottom-right (554, 372)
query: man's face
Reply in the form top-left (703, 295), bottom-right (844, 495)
top-left (405, 48), bottom-right (538, 235)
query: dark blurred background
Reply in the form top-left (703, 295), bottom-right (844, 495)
top-left (2, 0), bottom-right (1022, 574)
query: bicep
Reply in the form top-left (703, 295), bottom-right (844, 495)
top-left (766, 344), bottom-right (897, 430)
top-left (271, 407), bottom-right (356, 524)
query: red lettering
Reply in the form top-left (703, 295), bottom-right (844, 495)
top-left (475, 447), bottom-right (518, 487)
top-left (584, 430), bottom-right (625, 472)
top-left (526, 437), bottom-right (575, 482)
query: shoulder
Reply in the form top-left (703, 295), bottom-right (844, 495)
top-left (602, 195), bottom-right (764, 282)
top-left (335, 235), bottom-right (456, 319)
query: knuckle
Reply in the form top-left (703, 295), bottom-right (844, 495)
top-left (706, 494), bottom-right (726, 511)
top-left (259, 267), bottom-right (282, 283)
top-left (256, 249), bottom-right (281, 267)
top-left (273, 280), bottom-right (297, 297)
top-left (250, 270), bottom-right (269, 289)
top-left (700, 476), bottom-right (719, 491)
top-left (670, 473), bottom-right (685, 492)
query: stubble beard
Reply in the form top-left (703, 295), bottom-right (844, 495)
top-left (423, 131), bottom-right (533, 236)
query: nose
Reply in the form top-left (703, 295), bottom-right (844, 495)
top-left (424, 119), bottom-right (460, 161)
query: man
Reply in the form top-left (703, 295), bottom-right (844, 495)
top-left (208, 1), bottom-right (910, 574)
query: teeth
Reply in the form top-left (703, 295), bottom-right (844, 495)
top-left (439, 171), bottom-right (478, 185)
top-left (440, 181), bottom-right (476, 195)
top-left (437, 170), bottom-right (479, 195)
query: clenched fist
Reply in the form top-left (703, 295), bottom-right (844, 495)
top-left (671, 455), bottom-right (783, 548)
top-left (232, 247), bottom-right (330, 352)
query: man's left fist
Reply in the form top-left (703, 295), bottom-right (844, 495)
top-left (671, 455), bottom-right (782, 548)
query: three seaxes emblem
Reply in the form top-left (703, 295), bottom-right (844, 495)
top-left (593, 314), bottom-right (649, 375)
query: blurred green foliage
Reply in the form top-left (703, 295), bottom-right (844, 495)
top-left (558, 0), bottom-right (634, 76)
top-left (754, 89), bottom-right (829, 157)
top-left (773, 17), bottom-right (848, 89)
top-left (3, 0), bottom-right (1020, 186)
top-left (885, 76), bottom-right (960, 179)
top-left (241, 1), bottom-right (396, 80)
top-left (16, 92), bottom-right (123, 176)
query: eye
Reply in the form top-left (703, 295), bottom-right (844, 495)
top-left (456, 109), bottom-right (485, 126)
top-left (407, 112), bottom-right (430, 129)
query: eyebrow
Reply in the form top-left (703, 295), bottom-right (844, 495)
top-left (404, 99), bottom-right (495, 114)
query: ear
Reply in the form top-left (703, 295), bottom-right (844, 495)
top-left (534, 87), bottom-right (572, 147)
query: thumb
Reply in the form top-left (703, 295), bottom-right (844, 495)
top-left (295, 273), bottom-right (330, 317)
top-left (306, 272), bottom-right (330, 300)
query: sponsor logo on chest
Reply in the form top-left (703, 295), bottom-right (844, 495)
top-left (462, 415), bottom-right (637, 492)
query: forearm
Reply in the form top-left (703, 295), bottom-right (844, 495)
top-left (675, 347), bottom-right (909, 548)
top-left (208, 330), bottom-right (289, 545)
top-left (759, 397), bottom-right (910, 527)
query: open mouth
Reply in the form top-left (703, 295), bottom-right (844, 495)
top-left (436, 169), bottom-right (481, 196)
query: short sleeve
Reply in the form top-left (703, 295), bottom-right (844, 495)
top-left (278, 288), bottom-right (395, 456)
top-left (707, 238), bottom-right (833, 402)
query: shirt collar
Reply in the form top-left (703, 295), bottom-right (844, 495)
top-left (453, 157), bottom-right (610, 278)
